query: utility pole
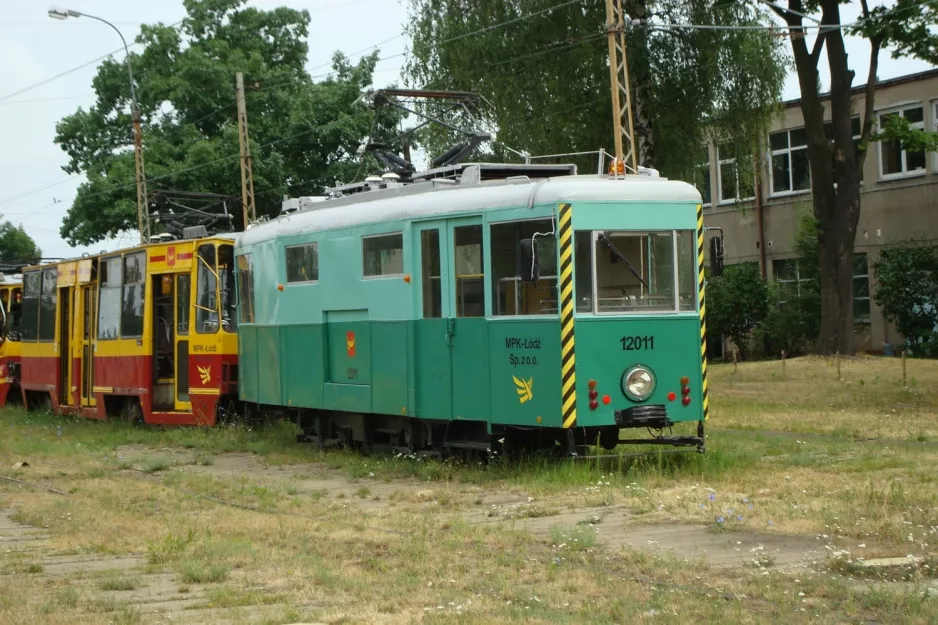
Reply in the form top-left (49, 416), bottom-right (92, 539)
top-left (605, 0), bottom-right (638, 174)
top-left (133, 108), bottom-right (149, 244)
top-left (235, 72), bottom-right (256, 229)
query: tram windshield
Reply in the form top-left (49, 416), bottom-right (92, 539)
top-left (579, 230), bottom-right (697, 313)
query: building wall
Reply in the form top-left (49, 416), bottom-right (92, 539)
top-left (698, 70), bottom-right (938, 354)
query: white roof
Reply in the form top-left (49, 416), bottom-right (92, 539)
top-left (239, 174), bottom-right (701, 247)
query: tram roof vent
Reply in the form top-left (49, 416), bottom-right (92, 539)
top-left (183, 225), bottom-right (208, 240)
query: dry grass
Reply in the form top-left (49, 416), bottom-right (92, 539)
top-left (0, 356), bottom-right (937, 623)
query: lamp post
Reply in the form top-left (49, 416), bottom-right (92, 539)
top-left (49, 7), bottom-right (150, 244)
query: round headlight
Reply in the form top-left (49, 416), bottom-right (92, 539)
top-left (622, 365), bottom-right (656, 402)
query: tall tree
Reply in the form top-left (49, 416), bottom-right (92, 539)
top-left (757, 0), bottom-right (938, 355)
top-left (403, 0), bottom-right (788, 185)
top-left (55, 0), bottom-right (403, 246)
top-left (0, 219), bottom-right (41, 264)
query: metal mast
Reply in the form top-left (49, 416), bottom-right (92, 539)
top-left (235, 72), bottom-right (257, 229)
top-left (605, 0), bottom-right (638, 174)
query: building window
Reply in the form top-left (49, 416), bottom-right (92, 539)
top-left (286, 242), bottom-right (319, 283)
top-left (853, 253), bottom-right (870, 325)
top-left (878, 104), bottom-right (926, 177)
top-left (769, 128), bottom-right (810, 195)
top-left (695, 146), bottom-right (712, 207)
top-left (772, 258), bottom-right (813, 310)
top-left (717, 144), bottom-right (755, 203)
top-left (363, 233), bottom-right (403, 277)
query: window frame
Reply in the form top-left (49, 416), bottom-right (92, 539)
top-left (285, 241), bottom-right (320, 284)
top-left (768, 127), bottom-right (810, 197)
top-left (588, 229), bottom-right (698, 316)
top-left (362, 232), bottom-right (404, 279)
top-left (877, 102), bottom-right (927, 180)
top-left (195, 243), bottom-right (219, 335)
top-left (772, 258), bottom-right (814, 310)
top-left (852, 252), bottom-right (871, 325)
top-left (933, 100), bottom-right (938, 172)
top-left (716, 145), bottom-right (756, 205)
top-left (37, 267), bottom-right (57, 343)
top-left (21, 270), bottom-right (40, 342)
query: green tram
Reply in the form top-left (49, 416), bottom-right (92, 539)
top-left (234, 162), bottom-right (713, 456)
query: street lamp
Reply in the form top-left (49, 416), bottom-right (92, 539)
top-left (49, 7), bottom-right (150, 244)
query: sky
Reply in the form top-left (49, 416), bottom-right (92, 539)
top-left (0, 0), bottom-right (932, 259)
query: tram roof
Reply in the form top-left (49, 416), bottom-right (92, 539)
top-left (239, 172), bottom-right (702, 247)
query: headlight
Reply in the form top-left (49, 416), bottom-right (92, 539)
top-left (622, 365), bottom-right (656, 402)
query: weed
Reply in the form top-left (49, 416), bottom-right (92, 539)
top-left (140, 456), bottom-right (171, 473)
top-left (178, 561), bottom-right (230, 584)
top-left (99, 574), bottom-right (139, 591)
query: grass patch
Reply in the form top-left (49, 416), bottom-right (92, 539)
top-left (177, 561), bottom-right (230, 584)
top-left (99, 574), bottom-right (139, 591)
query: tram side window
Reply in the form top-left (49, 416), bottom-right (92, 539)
top-left (237, 253), bottom-right (255, 324)
top-left (454, 225), bottom-right (484, 317)
top-left (574, 232), bottom-right (593, 313)
top-left (363, 233), bottom-right (403, 277)
top-left (98, 257), bottom-right (122, 340)
top-left (9, 288), bottom-right (22, 338)
top-left (197, 244), bottom-right (219, 334)
top-left (594, 231), bottom-right (677, 313)
top-left (21, 272), bottom-right (39, 341)
top-left (491, 219), bottom-right (558, 316)
top-left (38, 268), bottom-right (57, 342)
top-left (219, 244), bottom-right (237, 332)
top-left (121, 252), bottom-right (146, 338)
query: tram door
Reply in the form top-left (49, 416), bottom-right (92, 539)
top-left (59, 286), bottom-right (74, 406)
top-left (78, 284), bottom-right (97, 408)
top-left (175, 274), bottom-right (190, 411)
top-left (414, 221), bottom-right (453, 420)
top-left (445, 217), bottom-right (488, 420)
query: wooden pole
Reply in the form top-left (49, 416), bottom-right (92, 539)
top-left (836, 351), bottom-right (841, 380)
top-left (902, 350), bottom-right (907, 386)
top-left (781, 350), bottom-right (786, 377)
top-left (733, 349), bottom-right (738, 373)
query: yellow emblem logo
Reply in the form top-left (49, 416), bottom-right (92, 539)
top-left (198, 365), bottom-right (211, 385)
top-left (513, 375), bottom-right (533, 404)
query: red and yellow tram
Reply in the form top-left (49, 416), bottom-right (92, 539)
top-left (0, 272), bottom-right (24, 407)
top-left (18, 234), bottom-right (239, 425)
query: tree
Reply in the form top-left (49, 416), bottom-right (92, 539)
top-left (55, 0), bottom-right (404, 246)
top-left (756, 0), bottom-right (938, 355)
top-left (872, 243), bottom-right (938, 358)
top-left (0, 219), bottom-right (41, 264)
top-left (403, 0), bottom-right (788, 185)
top-left (706, 262), bottom-right (769, 360)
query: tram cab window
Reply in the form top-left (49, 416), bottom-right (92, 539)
top-left (593, 231), bottom-right (678, 313)
top-left (676, 230), bottom-right (698, 310)
top-left (491, 219), bottom-right (558, 316)
top-left (196, 243), bottom-right (219, 334)
top-left (574, 232), bottom-right (593, 313)
top-left (218, 244), bottom-right (237, 332)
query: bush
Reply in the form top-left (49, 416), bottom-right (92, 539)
top-left (706, 262), bottom-right (768, 360)
top-left (759, 281), bottom-right (819, 357)
top-left (872, 243), bottom-right (938, 358)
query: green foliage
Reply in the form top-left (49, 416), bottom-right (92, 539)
top-left (55, 0), bottom-right (404, 245)
top-left (706, 262), bottom-right (769, 360)
top-left (872, 243), bottom-right (938, 358)
top-left (871, 114), bottom-right (938, 155)
top-left (403, 0), bottom-right (788, 181)
top-left (0, 219), bottom-right (41, 264)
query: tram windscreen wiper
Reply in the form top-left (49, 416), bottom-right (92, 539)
top-left (598, 233), bottom-right (650, 290)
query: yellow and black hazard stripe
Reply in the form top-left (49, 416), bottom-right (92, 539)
top-left (696, 204), bottom-right (710, 421)
top-left (558, 202), bottom-right (577, 429)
